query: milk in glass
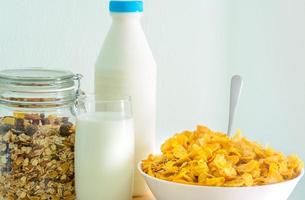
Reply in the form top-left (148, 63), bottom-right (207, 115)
top-left (75, 112), bottom-right (134, 200)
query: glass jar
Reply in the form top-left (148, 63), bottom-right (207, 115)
top-left (0, 68), bottom-right (82, 200)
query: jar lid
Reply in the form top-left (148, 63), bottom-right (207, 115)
top-left (0, 68), bottom-right (75, 87)
top-left (0, 68), bottom-right (82, 107)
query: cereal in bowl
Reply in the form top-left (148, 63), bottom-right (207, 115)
top-left (142, 125), bottom-right (303, 186)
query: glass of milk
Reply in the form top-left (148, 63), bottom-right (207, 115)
top-left (75, 95), bottom-right (134, 200)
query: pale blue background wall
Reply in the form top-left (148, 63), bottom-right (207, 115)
top-left (229, 1), bottom-right (305, 199)
top-left (0, 0), bottom-right (304, 199)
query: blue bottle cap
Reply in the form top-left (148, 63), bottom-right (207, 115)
top-left (109, 1), bottom-right (143, 13)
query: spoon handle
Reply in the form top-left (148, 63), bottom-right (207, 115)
top-left (227, 75), bottom-right (243, 136)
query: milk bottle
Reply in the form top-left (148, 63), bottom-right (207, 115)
top-left (95, 0), bottom-right (157, 196)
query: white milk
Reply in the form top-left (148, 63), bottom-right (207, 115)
top-left (75, 112), bottom-right (134, 200)
top-left (95, 1), bottom-right (156, 195)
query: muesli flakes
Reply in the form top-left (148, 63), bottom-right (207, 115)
top-left (0, 114), bottom-right (75, 199)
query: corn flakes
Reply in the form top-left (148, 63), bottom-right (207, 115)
top-left (142, 125), bottom-right (304, 187)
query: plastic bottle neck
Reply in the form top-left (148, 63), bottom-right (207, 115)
top-left (110, 12), bottom-right (142, 23)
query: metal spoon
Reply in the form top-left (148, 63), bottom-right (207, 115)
top-left (227, 75), bottom-right (243, 137)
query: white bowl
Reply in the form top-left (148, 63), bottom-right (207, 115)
top-left (138, 162), bottom-right (304, 200)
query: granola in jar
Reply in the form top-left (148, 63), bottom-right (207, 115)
top-left (0, 68), bottom-right (83, 200)
top-left (0, 113), bottom-right (75, 200)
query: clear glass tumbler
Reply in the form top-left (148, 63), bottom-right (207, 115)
top-left (75, 95), bottom-right (134, 200)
